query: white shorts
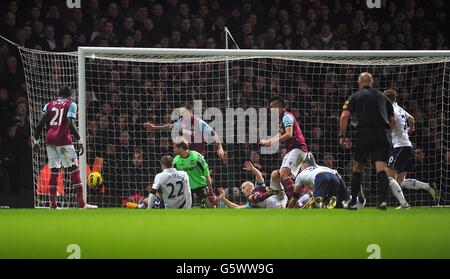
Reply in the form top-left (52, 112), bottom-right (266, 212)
top-left (265, 194), bottom-right (288, 208)
top-left (46, 145), bottom-right (78, 169)
top-left (280, 148), bottom-right (307, 177)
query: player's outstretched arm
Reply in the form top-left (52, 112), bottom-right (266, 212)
top-left (407, 115), bottom-right (415, 134)
top-left (143, 122), bottom-right (172, 131)
top-left (147, 191), bottom-right (157, 209)
top-left (215, 142), bottom-right (226, 161)
top-left (32, 113), bottom-right (48, 149)
top-left (68, 117), bottom-right (84, 156)
top-left (217, 188), bottom-right (244, 208)
top-left (243, 161), bottom-right (264, 184)
top-left (339, 110), bottom-right (351, 146)
top-left (202, 120), bottom-right (227, 162)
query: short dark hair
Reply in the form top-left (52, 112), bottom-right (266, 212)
top-left (173, 137), bottom-right (189, 150)
top-left (384, 89), bottom-right (396, 103)
top-left (161, 155), bottom-right (174, 168)
top-left (59, 85), bottom-right (72, 98)
top-left (184, 103), bottom-right (194, 112)
top-left (269, 95), bottom-right (285, 107)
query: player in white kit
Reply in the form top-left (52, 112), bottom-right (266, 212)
top-left (384, 90), bottom-right (437, 208)
top-left (287, 153), bottom-right (354, 209)
top-left (147, 155), bottom-right (192, 209)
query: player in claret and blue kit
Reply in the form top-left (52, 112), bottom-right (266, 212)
top-left (259, 96), bottom-right (309, 200)
top-left (33, 85), bottom-right (97, 209)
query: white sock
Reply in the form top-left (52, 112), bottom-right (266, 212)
top-left (389, 177), bottom-right (409, 205)
top-left (298, 194), bottom-right (311, 207)
top-left (400, 179), bottom-right (430, 191)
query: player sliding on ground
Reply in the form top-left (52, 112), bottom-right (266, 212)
top-left (146, 155), bottom-right (192, 209)
top-left (143, 103), bottom-right (226, 162)
top-left (217, 161), bottom-right (287, 208)
top-left (259, 96), bottom-right (309, 200)
top-left (384, 89), bottom-right (437, 208)
top-left (288, 153), bottom-right (351, 209)
top-left (172, 138), bottom-right (216, 208)
top-left (32, 86), bottom-right (97, 209)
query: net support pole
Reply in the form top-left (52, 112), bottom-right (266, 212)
top-left (224, 26), bottom-right (231, 108)
top-left (78, 47), bottom-right (87, 203)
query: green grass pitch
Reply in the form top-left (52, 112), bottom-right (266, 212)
top-left (1, 208), bottom-right (450, 259)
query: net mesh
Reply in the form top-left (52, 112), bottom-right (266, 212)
top-left (19, 47), bottom-right (450, 208)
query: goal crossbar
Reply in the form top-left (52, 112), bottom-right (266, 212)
top-left (78, 47), bottom-right (450, 58)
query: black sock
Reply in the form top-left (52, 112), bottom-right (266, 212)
top-left (376, 171), bottom-right (389, 203)
top-left (351, 172), bottom-right (362, 203)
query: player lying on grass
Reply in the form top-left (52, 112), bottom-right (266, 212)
top-left (217, 161), bottom-right (287, 208)
top-left (259, 96), bottom-right (309, 200)
top-left (33, 85), bottom-right (97, 209)
top-left (288, 153), bottom-right (351, 209)
top-left (173, 138), bottom-right (217, 208)
top-left (384, 89), bottom-right (437, 208)
top-left (143, 103), bottom-right (226, 162)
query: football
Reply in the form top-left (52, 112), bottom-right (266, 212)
top-left (88, 172), bottom-right (102, 188)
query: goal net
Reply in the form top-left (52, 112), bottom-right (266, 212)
top-left (19, 47), bottom-right (450, 208)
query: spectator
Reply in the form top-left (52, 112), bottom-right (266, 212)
top-left (1, 12), bottom-right (17, 41)
top-left (323, 153), bottom-right (335, 169)
top-left (1, 56), bottom-right (24, 96)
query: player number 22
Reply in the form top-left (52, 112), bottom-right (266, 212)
top-left (50, 107), bottom-right (65, 126)
top-left (167, 181), bottom-right (184, 199)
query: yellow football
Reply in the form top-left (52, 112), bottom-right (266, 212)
top-left (88, 172), bottom-right (102, 188)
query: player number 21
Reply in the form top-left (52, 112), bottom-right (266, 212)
top-left (50, 107), bottom-right (65, 126)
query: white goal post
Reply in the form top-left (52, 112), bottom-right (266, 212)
top-left (19, 44), bottom-right (450, 208)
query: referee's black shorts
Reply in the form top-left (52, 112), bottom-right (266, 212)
top-left (353, 127), bottom-right (392, 164)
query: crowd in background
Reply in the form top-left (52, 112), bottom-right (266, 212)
top-left (0, 0), bottom-right (449, 206)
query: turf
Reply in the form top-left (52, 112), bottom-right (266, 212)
top-left (1, 208), bottom-right (450, 259)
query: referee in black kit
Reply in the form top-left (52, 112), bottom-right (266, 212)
top-left (339, 72), bottom-right (395, 210)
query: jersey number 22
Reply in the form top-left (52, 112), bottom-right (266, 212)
top-left (167, 181), bottom-right (184, 199)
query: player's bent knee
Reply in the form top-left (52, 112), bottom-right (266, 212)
top-left (68, 165), bottom-right (78, 172)
top-left (396, 172), bottom-right (407, 184)
top-left (271, 170), bottom-right (280, 182)
top-left (374, 162), bottom-right (387, 173)
top-left (385, 167), bottom-right (396, 177)
top-left (280, 167), bottom-right (291, 178)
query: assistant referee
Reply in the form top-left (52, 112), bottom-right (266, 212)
top-left (339, 72), bottom-right (395, 210)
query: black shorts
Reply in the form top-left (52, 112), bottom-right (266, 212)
top-left (388, 146), bottom-right (414, 173)
top-left (313, 172), bottom-right (339, 199)
top-left (353, 127), bottom-right (392, 164)
top-left (191, 186), bottom-right (208, 201)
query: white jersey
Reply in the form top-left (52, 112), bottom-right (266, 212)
top-left (151, 168), bottom-right (192, 209)
top-left (391, 103), bottom-right (412, 148)
top-left (295, 165), bottom-right (338, 190)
